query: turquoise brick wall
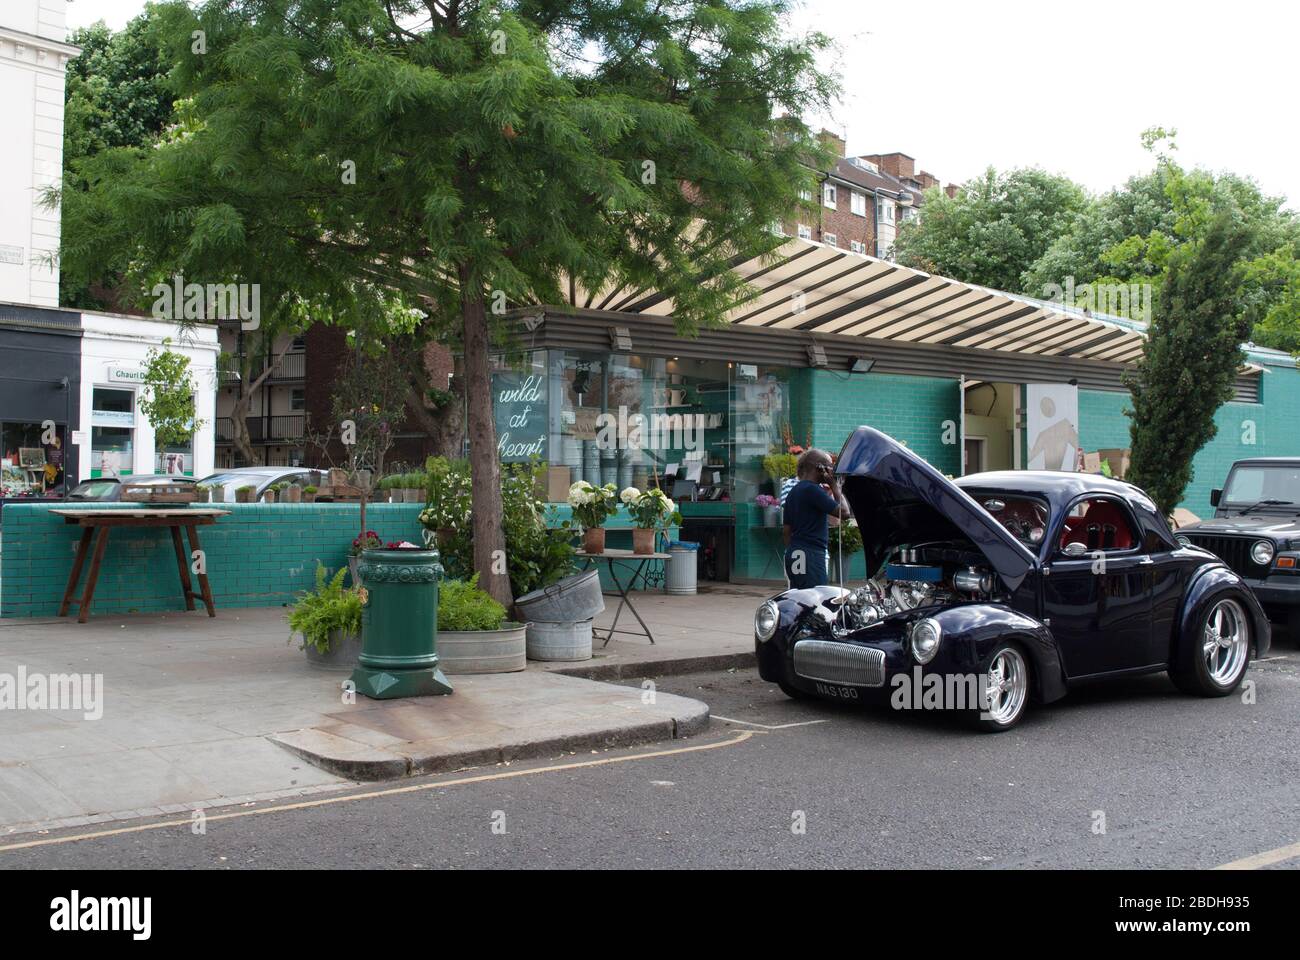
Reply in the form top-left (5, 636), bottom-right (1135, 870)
top-left (805, 369), bottom-right (962, 475)
top-left (1080, 364), bottom-right (1300, 516)
top-left (0, 502), bottom-right (665, 618)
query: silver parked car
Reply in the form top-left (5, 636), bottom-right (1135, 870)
top-left (196, 467), bottom-right (323, 502)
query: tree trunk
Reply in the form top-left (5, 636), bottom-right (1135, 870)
top-left (460, 281), bottom-right (511, 609)
top-left (229, 387), bottom-right (262, 466)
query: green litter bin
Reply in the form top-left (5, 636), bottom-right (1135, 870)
top-left (350, 547), bottom-right (453, 700)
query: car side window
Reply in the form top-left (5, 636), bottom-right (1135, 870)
top-left (1060, 498), bottom-right (1140, 553)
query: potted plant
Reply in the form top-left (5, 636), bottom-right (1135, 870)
top-left (762, 453), bottom-right (798, 488)
top-left (756, 493), bottom-right (781, 527)
top-left (262, 483), bottom-right (278, 503)
top-left (436, 574), bottom-right (526, 674)
top-left (303, 484), bottom-right (318, 503)
top-left (625, 487), bottom-right (680, 555)
top-left (419, 458), bottom-right (472, 547)
top-left (194, 482), bottom-right (214, 503)
top-left (567, 480), bottom-right (618, 554)
top-left (285, 482), bottom-right (302, 503)
top-left (287, 565), bottom-right (365, 670)
top-left (235, 484), bottom-right (256, 503)
top-left (349, 530), bottom-right (381, 586)
top-left (828, 518), bottom-right (864, 582)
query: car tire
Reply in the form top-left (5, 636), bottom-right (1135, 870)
top-left (1171, 595), bottom-right (1252, 697)
top-left (972, 642), bottom-right (1031, 733)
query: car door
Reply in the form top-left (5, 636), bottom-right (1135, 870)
top-left (1041, 496), bottom-right (1153, 678)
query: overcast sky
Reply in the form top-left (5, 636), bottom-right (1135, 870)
top-left (68, 0), bottom-right (1300, 208)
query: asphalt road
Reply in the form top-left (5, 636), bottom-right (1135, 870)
top-left (2, 645), bottom-right (1298, 870)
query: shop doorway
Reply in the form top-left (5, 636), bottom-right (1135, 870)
top-left (962, 380), bottom-right (1016, 474)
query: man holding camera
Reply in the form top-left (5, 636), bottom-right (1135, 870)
top-left (782, 448), bottom-right (852, 589)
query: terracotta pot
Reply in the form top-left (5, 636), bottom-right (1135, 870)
top-left (583, 527), bottom-right (606, 554)
top-left (632, 527), bottom-right (656, 555)
top-left (262, 490), bottom-right (275, 503)
top-left (286, 485), bottom-right (302, 503)
top-left (304, 492), bottom-right (316, 503)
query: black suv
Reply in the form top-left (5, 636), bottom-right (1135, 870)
top-left (1177, 457), bottom-right (1300, 630)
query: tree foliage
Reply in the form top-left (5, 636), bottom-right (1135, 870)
top-left (138, 338), bottom-right (204, 450)
top-left (1125, 209), bottom-right (1254, 515)
top-left (893, 168), bottom-right (1089, 292)
top-left (72, 0), bottom-right (834, 606)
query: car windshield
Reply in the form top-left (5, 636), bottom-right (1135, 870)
top-left (69, 481), bottom-right (119, 499)
top-left (1221, 464), bottom-right (1300, 509)
top-left (972, 494), bottom-right (1049, 547)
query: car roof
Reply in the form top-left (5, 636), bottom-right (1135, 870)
top-left (955, 470), bottom-right (1142, 500)
top-left (206, 467), bottom-right (300, 475)
top-left (122, 474), bottom-right (194, 483)
top-left (1226, 458), bottom-right (1300, 466)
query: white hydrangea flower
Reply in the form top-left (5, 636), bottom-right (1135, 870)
top-left (620, 487), bottom-right (640, 504)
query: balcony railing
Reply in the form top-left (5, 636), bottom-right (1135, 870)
top-left (215, 414), bottom-right (305, 444)
top-left (220, 351), bottom-right (306, 387)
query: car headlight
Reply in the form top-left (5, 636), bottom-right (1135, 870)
top-left (1252, 540), bottom-right (1276, 566)
top-left (755, 600), bottom-right (779, 642)
top-left (1175, 534), bottom-right (1191, 547)
top-left (910, 617), bottom-right (942, 664)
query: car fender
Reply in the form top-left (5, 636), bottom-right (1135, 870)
top-left (1178, 564), bottom-right (1272, 660)
top-left (926, 604), bottom-right (1069, 704)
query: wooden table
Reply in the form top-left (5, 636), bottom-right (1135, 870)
top-left (51, 508), bottom-right (229, 623)
top-left (576, 548), bottom-right (672, 646)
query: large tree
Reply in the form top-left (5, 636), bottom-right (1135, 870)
top-left (82, 0), bottom-right (832, 608)
top-left (892, 167), bottom-right (1089, 293)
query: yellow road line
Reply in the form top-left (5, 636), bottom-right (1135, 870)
top-left (0, 730), bottom-right (756, 854)
top-left (1214, 840), bottom-right (1300, 870)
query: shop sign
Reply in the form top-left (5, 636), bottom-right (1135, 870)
top-left (493, 371), bottom-right (548, 462)
top-left (106, 366), bottom-right (147, 384)
top-left (0, 244), bottom-right (23, 266)
top-left (91, 410), bottom-right (135, 427)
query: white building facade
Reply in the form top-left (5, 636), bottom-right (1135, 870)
top-left (78, 312), bottom-right (220, 481)
top-left (0, 0), bottom-right (77, 307)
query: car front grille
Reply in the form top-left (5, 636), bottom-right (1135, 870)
top-left (793, 640), bottom-right (887, 688)
top-left (1181, 533), bottom-right (1272, 578)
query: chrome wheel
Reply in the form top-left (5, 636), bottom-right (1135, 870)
top-left (1202, 598), bottom-right (1249, 687)
top-left (983, 647), bottom-right (1028, 726)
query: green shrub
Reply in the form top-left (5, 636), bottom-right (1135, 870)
top-left (438, 574), bottom-right (508, 631)
top-left (286, 565), bottom-right (363, 653)
top-left (762, 453), bottom-right (798, 484)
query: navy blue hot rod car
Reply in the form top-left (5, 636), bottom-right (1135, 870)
top-left (755, 427), bottom-right (1270, 731)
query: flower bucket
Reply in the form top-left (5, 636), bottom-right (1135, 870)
top-left (583, 527), bottom-right (606, 554)
top-left (439, 622), bottom-right (527, 674)
top-left (515, 569), bottom-right (605, 623)
top-left (526, 619), bottom-right (593, 662)
top-left (304, 628), bottom-right (363, 671)
top-left (632, 528), bottom-right (656, 555)
top-left (764, 505), bottom-right (782, 527)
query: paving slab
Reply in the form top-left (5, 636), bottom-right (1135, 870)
top-left (271, 672), bottom-right (710, 780)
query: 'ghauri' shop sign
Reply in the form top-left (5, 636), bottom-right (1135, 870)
top-left (493, 372), bottom-right (548, 462)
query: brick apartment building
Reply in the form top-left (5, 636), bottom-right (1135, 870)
top-left (790, 131), bottom-right (954, 260)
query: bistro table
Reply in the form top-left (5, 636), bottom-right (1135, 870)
top-left (575, 548), bottom-right (672, 646)
top-left (51, 508), bottom-right (229, 623)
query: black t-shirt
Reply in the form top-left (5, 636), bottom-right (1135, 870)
top-left (783, 479), bottom-right (838, 552)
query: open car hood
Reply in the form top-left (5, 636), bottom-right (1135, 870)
top-left (836, 427), bottom-right (1037, 591)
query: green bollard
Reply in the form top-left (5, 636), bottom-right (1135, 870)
top-left (350, 547), bottom-right (453, 699)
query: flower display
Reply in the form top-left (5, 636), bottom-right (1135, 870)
top-left (350, 530), bottom-right (381, 556)
top-left (567, 480), bottom-right (618, 529)
top-left (755, 494), bottom-right (779, 508)
top-left (628, 487), bottom-right (682, 530)
top-left (620, 486), bottom-right (640, 505)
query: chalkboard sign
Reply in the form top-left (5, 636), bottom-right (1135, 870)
top-left (493, 371), bottom-right (548, 462)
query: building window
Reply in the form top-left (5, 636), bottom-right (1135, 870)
top-left (822, 184), bottom-right (837, 209)
top-left (850, 240), bottom-right (865, 254)
top-left (799, 187), bottom-right (812, 202)
top-left (877, 241), bottom-right (893, 260)
top-left (797, 224), bottom-right (812, 241)
top-left (291, 335), bottom-right (306, 351)
top-left (290, 388), bottom-right (305, 411)
top-left (851, 191), bottom-right (867, 217)
top-left (878, 198), bottom-right (895, 223)
top-left (823, 233), bottom-right (838, 248)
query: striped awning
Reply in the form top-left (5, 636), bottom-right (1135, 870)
top-left (578, 237), bottom-right (1147, 365)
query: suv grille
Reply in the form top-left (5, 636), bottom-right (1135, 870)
top-left (1181, 533), bottom-right (1271, 578)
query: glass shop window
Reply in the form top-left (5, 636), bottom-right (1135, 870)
top-left (730, 365), bottom-right (792, 504)
top-left (91, 427), bottom-right (133, 479)
top-left (1, 421), bottom-right (68, 497)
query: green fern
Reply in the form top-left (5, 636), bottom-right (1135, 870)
top-left (287, 565), bottom-right (362, 654)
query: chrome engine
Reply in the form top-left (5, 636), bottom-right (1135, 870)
top-left (832, 543), bottom-right (999, 635)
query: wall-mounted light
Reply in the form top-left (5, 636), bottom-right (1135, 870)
top-left (609, 326), bottom-right (632, 351)
top-left (806, 343), bottom-right (828, 367)
top-left (849, 356), bottom-right (874, 374)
